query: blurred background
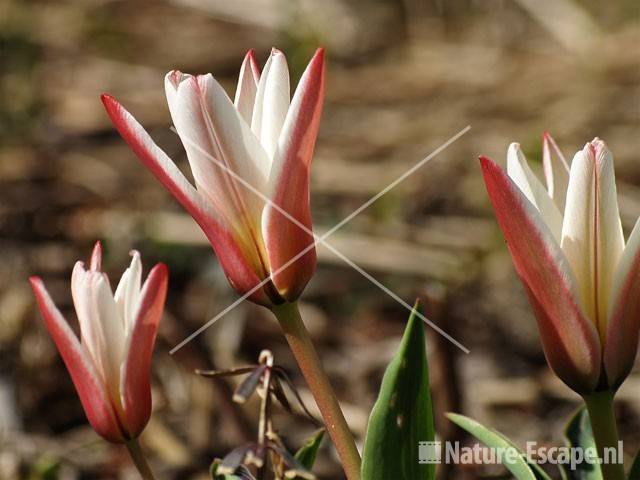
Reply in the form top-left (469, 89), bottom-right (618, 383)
top-left (1, 0), bottom-right (639, 478)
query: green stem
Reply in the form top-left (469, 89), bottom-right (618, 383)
top-left (583, 391), bottom-right (625, 480)
top-left (272, 302), bottom-right (361, 480)
top-left (125, 438), bottom-right (156, 480)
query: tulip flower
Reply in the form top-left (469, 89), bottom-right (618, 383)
top-left (480, 135), bottom-right (640, 395)
top-left (29, 243), bottom-right (168, 443)
top-left (100, 48), bottom-right (325, 307)
top-left (100, 49), bottom-right (362, 479)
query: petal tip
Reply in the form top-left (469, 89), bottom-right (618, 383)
top-left (90, 241), bottom-right (103, 271)
top-left (149, 263), bottom-right (169, 285)
top-left (165, 70), bottom-right (186, 90)
top-left (101, 94), bottom-right (123, 118)
top-left (478, 155), bottom-right (496, 168)
top-left (100, 93), bottom-right (113, 104)
top-left (29, 276), bottom-right (43, 290)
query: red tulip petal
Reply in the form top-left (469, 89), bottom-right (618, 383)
top-left (480, 156), bottom-right (601, 393)
top-left (262, 48), bottom-right (324, 301)
top-left (604, 219), bottom-right (640, 388)
top-left (101, 94), bottom-right (223, 234)
top-left (100, 94), bottom-right (270, 305)
top-left (30, 277), bottom-right (124, 442)
top-left (120, 263), bottom-right (168, 436)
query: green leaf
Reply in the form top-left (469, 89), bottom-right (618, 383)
top-left (294, 429), bottom-right (325, 470)
top-left (562, 407), bottom-right (603, 480)
top-left (446, 413), bottom-right (550, 480)
top-left (361, 303), bottom-right (435, 480)
top-left (629, 449), bottom-right (640, 480)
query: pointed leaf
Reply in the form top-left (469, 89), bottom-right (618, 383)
top-left (361, 303), bottom-right (435, 480)
top-left (447, 413), bottom-right (550, 480)
top-left (561, 407), bottom-right (603, 480)
top-left (294, 429), bottom-right (325, 471)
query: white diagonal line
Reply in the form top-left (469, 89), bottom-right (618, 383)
top-left (170, 240), bottom-right (318, 354)
top-left (318, 126), bottom-right (471, 238)
top-left (169, 125), bottom-right (470, 354)
top-left (318, 242), bottom-right (470, 353)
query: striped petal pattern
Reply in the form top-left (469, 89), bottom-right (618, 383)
top-left (30, 243), bottom-right (167, 442)
top-left (481, 135), bottom-right (640, 393)
top-left (102, 48), bottom-right (325, 306)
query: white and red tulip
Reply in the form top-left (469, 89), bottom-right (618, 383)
top-left (30, 243), bottom-right (168, 442)
top-left (101, 48), bottom-right (325, 306)
top-left (481, 135), bottom-right (640, 394)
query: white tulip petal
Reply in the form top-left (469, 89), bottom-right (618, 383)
top-left (542, 132), bottom-right (570, 212)
top-left (90, 273), bottom-right (126, 394)
top-left (199, 73), bottom-right (271, 217)
top-left (114, 251), bottom-right (142, 334)
top-left (165, 72), bottom-right (226, 213)
top-left (507, 143), bottom-right (564, 242)
top-left (165, 72), bottom-right (270, 243)
top-left (252, 50), bottom-right (291, 160)
top-left (259, 51), bottom-right (290, 159)
top-left (561, 141), bottom-right (624, 335)
top-left (72, 262), bottom-right (100, 365)
top-left (234, 51), bottom-right (260, 125)
top-left (251, 52), bottom-right (274, 141)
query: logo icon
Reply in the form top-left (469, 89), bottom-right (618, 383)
top-left (419, 441), bottom-right (442, 464)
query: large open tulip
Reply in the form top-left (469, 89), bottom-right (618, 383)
top-left (30, 243), bottom-right (168, 442)
top-left (101, 48), bottom-right (325, 306)
top-left (481, 135), bottom-right (640, 394)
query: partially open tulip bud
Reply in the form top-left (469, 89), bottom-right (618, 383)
top-left (481, 136), bottom-right (640, 394)
top-left (101, 48), bottom-right (325, 306)
top-left (30, 243), bottom-right (168, 442)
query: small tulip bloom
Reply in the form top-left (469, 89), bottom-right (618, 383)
top-left (101, 48), bottom-right (325, 306)
top-left (481, 135), bottom-right (640, 394)
top-left (30, 243), bottom-right (168, 442)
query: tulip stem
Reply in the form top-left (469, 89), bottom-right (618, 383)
top-left (583, 391), bottom-right (625, 480)
top-left (125, 438), bottom-right (156, 480)
top-left (273, 301), bottom-right (361, 480)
